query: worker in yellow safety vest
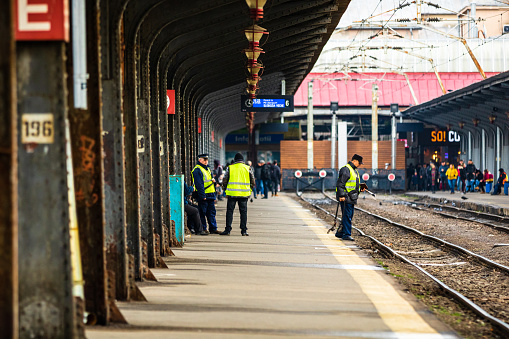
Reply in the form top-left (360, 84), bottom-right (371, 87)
top-left (220, 153), bottom-right (255, 236)
top-left (335, 154), bottom-right (366, 241)
top-left (192, 153), bottom-right (220, 234)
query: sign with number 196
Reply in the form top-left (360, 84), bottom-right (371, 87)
top-left (21, 114), bottom-right (54, 144)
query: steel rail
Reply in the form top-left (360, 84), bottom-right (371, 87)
top-left (300, 193), bottom-right (509, 336)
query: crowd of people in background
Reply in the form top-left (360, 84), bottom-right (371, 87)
top-left (407, 160), bottom-right (507, 195)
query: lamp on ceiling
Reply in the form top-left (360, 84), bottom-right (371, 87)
top-left (459, 121), bottom-right (465, 129)
top-left (244, 47), bottom-right (264, 67)
top-left (244, 25), bottom-right (268, 48)
top-left (247, 77), bottom-right (259, 92)
top-left (446, 124), bottom-right (452, 131)
top-left (489, 114), bottom-right (496, 124)
top-left (472, 118), bottom-right (480, 127)
top-left (247, 62), bottom-right (263, 80)
top-left (245, 0), bottom-right (267, 21)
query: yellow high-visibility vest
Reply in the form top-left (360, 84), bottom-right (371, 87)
top-left (192, 165), bottom-right (215, 194)
top-left (225, 163), bottom-right (251, 197)
top-left (337, 163), bottom-right (360, 193)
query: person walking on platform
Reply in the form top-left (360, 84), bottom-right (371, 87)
top-left (466, 160), bottom-right (476, 192)
top-left (419, 164), bottom-right (427, 191)
top-left (261, 160), bottom-right (272, 199)
top-left (457, 160), bottom-right (466, 194)
top-left (220, 153), bottom-right (255, 236)
top-left (491, 168), bottom-right (507, 195)
top-left (429, 162), bottom-right (437, 194)
top-left (439, 161), bottom-right (448, 191)
top-left (213, 160), bottom-right (224, 201)
top-left (271, 160), bottom-right (281, 196)
top-left (183, 181), bottom-right (208, 235)
top-left (335, 154), bottom-right (366, 241)
top-left (192, 154), bottom-right (220, 234)
top-left (446, 164), bottom-right (457, 194)
top-left (254, 160), bottom-right (264, 197)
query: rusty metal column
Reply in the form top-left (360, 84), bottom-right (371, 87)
top-left (17, 42), bottom-right (76, 338)
top-left (137, 33), bottom-right (155, 269)
top-left (123, 17), bottom-right (142, 280)
top-left (99, 0), bottom-right (129, 300)
top-left (159, 85), bottom-right (170, 255)
top-left (67, 0), bottom-right (109, 324)
top-left (0, 1), bottom-right (17, 337)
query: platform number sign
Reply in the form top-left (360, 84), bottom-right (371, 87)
top-left (319, 170), bottom-right (327, 178)
top-left (362, 173), bottom-right (370, 181)
top-left (21, 114), bottom-right (54, 144)
top-left (388, 173), bottom-right (396, 182)
top-left (294, 170), bottom-right (302, 178)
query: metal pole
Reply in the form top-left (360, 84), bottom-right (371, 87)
top-left (281, 79), bottom-right (285, 124)
top-left (391, 113), bottom-right (396, 170)
top-left (307, 81), bottom-right (314, 170)
top-left (72, 0), bottom-right (88, 109)
top-left (331, 112), bottom-right (336, 169)
top-left (372, 83), bottom-right (379, 173)
top-left (497, 126), bottom-right (501, 174)
top-left (468, 131), bottom-right (472, 160)
top-left (471, 1), bottom-right (478, 38)
top-left (482, 129), bottom-right (486, 170)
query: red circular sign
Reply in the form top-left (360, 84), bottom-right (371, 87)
top-left (388, 173), bottom-right (396, 181)
top-left (295, 170), bottom-right (302, 178)
top-left (319, 170), bottom-right (327, 178)
top-left (362, 173), bottom-right (370, 181)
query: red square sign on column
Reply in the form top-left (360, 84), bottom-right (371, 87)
top-left (167, 90), bottom-right (175, 114)
top-left (16, 0), bottom-right (70, 41)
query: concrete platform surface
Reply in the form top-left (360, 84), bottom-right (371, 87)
top-left (408, 190), bottom-right (509, 210)
top-left (87, 193), bottom-right (458, 338)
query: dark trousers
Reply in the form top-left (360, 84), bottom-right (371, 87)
top-left (184, 204), bottom-right (202, 233)
top-left (272, 179), bottom-right (279, 194)
top-left (335, 202), bottom-right (355, 238)
top-left (198, 199), bottom-right (217, 231)
top-left (440, 177), bottom-right (447, 191)
top-left (492, 183), bottom-right (502, 195)
top-left (225, 197), bottom-right (248, 232)
top-left (263, 179), bottom-right (271, 198)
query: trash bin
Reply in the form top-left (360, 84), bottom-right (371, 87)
top-left (486, 182), bottom-right (492, 193)
top-left (505, 182), bottom-right (509, 195)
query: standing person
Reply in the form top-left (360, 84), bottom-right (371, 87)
top-left (411, 169), bottom-right (419, 191)
top-left (192, 154), bottom-right (220, 234)
top-left (271, 160), bottom-right (281, 197)
top-left (491, 168), bottom-right (507, 195)
top-left (213, 159), bottom-right (224, 201)
top-left (419, 164), bottom-right (427, 191)
top-left (254, 160), bottom-right (264, 197)
top-left (439, 161), bottom-right (448, 192)
top-left (466, 160), bottom-right (476, 192)
top-left (261, 160), bottom-right (272, 199)
top-left (429, 163), bottom-right (437, 194)
top-left (335, 154), bottom-right (366, 241)
top-left (476, 169), bottom-right (485, 193)
top-left (485, 169), bottom-right (494, 193)
top-left (183, 181), bottom-right (208, 235)
top-left (457, 161), bottom-right (466, 194)
top-left (406, 163), bottom-right (415, 191)
top-left (220, 153), bottom-right (255, 236)
top-left (446, 164), bottom-right (457, 194)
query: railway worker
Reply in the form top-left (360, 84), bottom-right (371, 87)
top-left (491, 168), bottom-right (507, 195)
top-left (220, 153), bottom-right (255, 236)
top-left (335, 154), bottom-right (366, 241)
top-left (192, 153), bottom-right (220, 234)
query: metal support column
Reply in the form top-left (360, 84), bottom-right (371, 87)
top-left (391, 113), bottom-right (396, 170)
top-left (372, 83), bottom-right (379, 173)
top-left (157, 73), bottom-right (170, 256)
top-left (496, 126), bottom-right (501, 174)
top-left (99, 0), bottom-right (129, 300)
top-left (331, 112), bottom-right (337, 169)
top-left (17, 42), bottom-right (76, 338)
top-left (307, 81), bottom-right (314, 170)
top-left (68, 0), bottom-right (109, 324)
top-left (481, 129), bottom-right (486, 171)
top-left (468, 131), bottom-right (472, 160)
top-left (0, 1), bottom-right (17, 336)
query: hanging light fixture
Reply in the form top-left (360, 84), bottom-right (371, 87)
top-left (244, 47), bottom-right (264, 67)
top-left (459, 121), bottom-right (465, 129)
top-left (245, 0), bottom-right (267, 21)
top-left (472, 118), bottom-right (480, 127)
top-left (446, 123), bottom-right (452, 131)
top-left (244, 24), bottom-right (268, 48)
top-left (247, 62), bottom-right (263, 80)
top-left (489, 115), bottom-right (496, 124)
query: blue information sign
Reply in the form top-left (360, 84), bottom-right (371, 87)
top-left (241, 95), bottom-right (294, 112)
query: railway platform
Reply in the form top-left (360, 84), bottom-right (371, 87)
top-left (87, 193), bottom-right (457, 339)
top-left (407, 191), bottom-right (509, 214)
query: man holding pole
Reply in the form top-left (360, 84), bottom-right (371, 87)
top-left (335, 154), bottom-right (365, 241)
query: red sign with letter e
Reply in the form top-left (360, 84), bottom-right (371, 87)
top-left (167, 90), bottom-right (175, 114)
top-left (16, 0), bottom-right (70, 41)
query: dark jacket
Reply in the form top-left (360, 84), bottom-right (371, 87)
top-left (254, 164), bottom-right (263, 180)
top-left (192, 162), bottom-right (216, 200)
top-left (439, 165), bottom-right (448, 178)
top-left (336, 161), bottom-right (360, 205)
top-left (458, 166), bottom-right (467, 180)
top-left (419, 166), bottom-right (427, 179)
top-left (222, 160), bottom-right (256, 197)
top-left (466, 164), bottom-right (476, 180)
top-left (271, 164), bottom-right (281, 181)
top-left (184, 182), bottom-right (194, 205)
top-left (261, 163), bottom-right (272, 180)
top-left (497, 172), bottom-right (507, 185)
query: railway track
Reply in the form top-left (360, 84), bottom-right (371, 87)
top-left (300, 192), bottom-right (509, 337)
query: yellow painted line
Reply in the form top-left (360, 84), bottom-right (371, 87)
top-left (281, 196), bottom-right (440, 336)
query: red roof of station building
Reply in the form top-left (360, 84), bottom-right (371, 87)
top-left (294, 72), bottom-right (498, 107)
